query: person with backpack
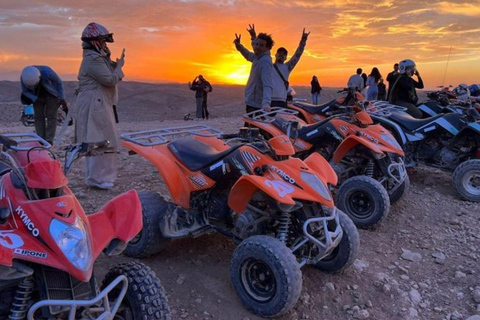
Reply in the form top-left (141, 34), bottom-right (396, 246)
top-left (247, 25), bottom-right (310, 107)
top-left (20, 66), bottom-right (68, 144)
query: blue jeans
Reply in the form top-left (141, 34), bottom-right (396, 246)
top-left (312, 92), bottom-right (320, 105)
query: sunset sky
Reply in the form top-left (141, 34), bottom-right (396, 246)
top-left (1, 0), bottom-right (480, 89)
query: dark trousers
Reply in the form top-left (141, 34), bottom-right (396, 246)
top-left (396, 100), bottom-right (423, 119)
top-left (33, 93), bottom-right (58, 144)
top-left (246, 105), bottom-right (259, 113)
top-left (271, 100), bottom-right (287, 108)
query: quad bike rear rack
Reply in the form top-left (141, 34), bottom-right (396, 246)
top-left (121, 125), bottom-right (224, 146)
top-left (366, 102), bottom-right (407, 117)
top-left (1, 133), bottom-right (51, 151)
top-left (27, 275), bottom-right (128, 320)
top-left (243, 107), bottom-right (299, 123)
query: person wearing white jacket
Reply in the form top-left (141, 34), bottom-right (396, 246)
top-left (234, 30), bottom-right (274, 112)
top-left (74, 22), bottom-right (125, 190)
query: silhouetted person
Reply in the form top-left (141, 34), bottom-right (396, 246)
top-left (389, 59), bottom-right (424, 118)
top-left (386, 63), bottom-right (399, 100)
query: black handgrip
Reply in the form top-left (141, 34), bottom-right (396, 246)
top-left (0, 135), bottom-right (18, 150)
top-left (92, 140), bottom-right (110, 149)
top-left (221, 134), bottom-right (238, 139)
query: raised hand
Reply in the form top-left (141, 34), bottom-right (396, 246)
top-left (247, 24), bottom-right (256, 39)
top-left (301, 28), bottom-right (310, 42)
top-left (116, 48), bottom-right (126, 68)
top-left (233, 33), bottom-right (242, 45)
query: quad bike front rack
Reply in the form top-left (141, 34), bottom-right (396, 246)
top-left (27, 275), bottom-right (128, 320)
top-left (243, 107), bottom-right (299, 123)
top-left (121, 125), bottom-right (224, 146)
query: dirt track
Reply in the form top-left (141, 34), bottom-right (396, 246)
top-left (1, 82), bottom-right (479, 320)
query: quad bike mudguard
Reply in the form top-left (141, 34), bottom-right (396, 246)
top-left (88, 189), bottom-right (142, 259)
top-left (122, 141), bottom-right (208, 208)
top-left (0, 245), bottom-right (14, 266)
top-left (332, 135), bottom-right (384, 164)
top-left (304, 152), bottom-right (338, 186)
top-left (228, 171), bottom-right (334, 214)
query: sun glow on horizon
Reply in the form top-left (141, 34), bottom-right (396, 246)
top-left (0, 0), bottom-right (480, 89)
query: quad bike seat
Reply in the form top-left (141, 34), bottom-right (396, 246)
top-left (389, 111), bottom-right (444, 131)
top-left (168, 138), bottom-right (239, 171)
top-left (293, 99), bottom-right (339, 115)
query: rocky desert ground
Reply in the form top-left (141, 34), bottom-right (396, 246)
top-left (1, 81), bottom-right (480, 320)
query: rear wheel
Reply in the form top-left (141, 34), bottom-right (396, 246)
top-left (102, 261), bottom-right (171, 320)
top-left (124, 191), bottom-right (171, 258)
top-left (337, 176), bottom-right (390, 228)
top-left (453, 159), bottom-right (480, 202)
top-left (230, 235), bottom-right (302, 318)
top-left (314, 210), bottom-right (360, 273)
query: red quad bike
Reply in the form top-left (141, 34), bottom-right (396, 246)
top-left (0, 133), bottom-right (170, 320)
top-left (121, 125), bottom-right (360, 318)
top-left (243, 107), bottom-right (408, 228)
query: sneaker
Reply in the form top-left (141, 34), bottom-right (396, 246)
top-left (88, 182), bottom-right (114, 190)
top-left (194, 118), bottom-right (202, 121)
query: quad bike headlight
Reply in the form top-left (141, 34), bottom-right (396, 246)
top-left (380, 132), bottom-right (401, 150)
top-left (300, 171), bottom-right (332, 202)
top-left (49, 218), bottom-right (92, 272)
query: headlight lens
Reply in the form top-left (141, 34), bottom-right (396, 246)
top-left (49, 218), bottom-right (92, 272)
top-left (380, 132), bottom-right (401, 150)
top-left (301, 171), bottom-right (332, 201)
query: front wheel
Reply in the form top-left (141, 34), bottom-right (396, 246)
top-left (337, 175), bottom-right (390, 228)
top-left (102, 261), bottom-right (171, 320)
top-left (453, 159), bottom-right (480, 202)
top-left (313, 210), bottom-right (360, 273)
top-left (230, 235), bottom-right (302, 318)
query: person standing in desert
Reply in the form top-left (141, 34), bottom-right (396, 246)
top-left (233, 29), bottom-right (274, 112)
top-left (74, 22), bottom-right (125, 190)
top-left (189, 75), bottom-right (213, 120)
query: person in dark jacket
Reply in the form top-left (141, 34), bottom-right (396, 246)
top-left (311, 75), bottom-right (322, 104)
top-left (377, 79), bottom-right (387, 101)
top-left (20, 65), bottom-right (68, 144)
top-left (386, 63), bottom-right (399, 100)
top-left (189, 75), bottom-right (212, 120)
top-left (389, 59), bottom-right (424, 118)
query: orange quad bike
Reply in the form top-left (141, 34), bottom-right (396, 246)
top-left (0, 133), bottom-right (170, 320)
top-left (121, 125), bottom-right (360, 318)
top-left (285, 88), bottom-right (364, 123)
top-left (243, 107), bottom-right (408, 229)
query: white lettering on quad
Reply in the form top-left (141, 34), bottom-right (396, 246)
top-left (358, 131), bottom-right (379, 144)
top-left (15, 206), bottom-right (39, 237)
top-left (14, 248), bottom-right (47, 259)
top-left (270, 166), bottom-right (296, 184)
top-left (265, 180), bottom-right (295, 198)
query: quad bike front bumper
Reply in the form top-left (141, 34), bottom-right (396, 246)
top-left (291, 206), bottom-right (343, 267)
top-left (27, 275), bottom-right (128, 320)
top-left (386, 157), bottom-right (407, 193)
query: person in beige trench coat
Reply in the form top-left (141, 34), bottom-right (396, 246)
top-left (75, 22), bottom-right (125, 189)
